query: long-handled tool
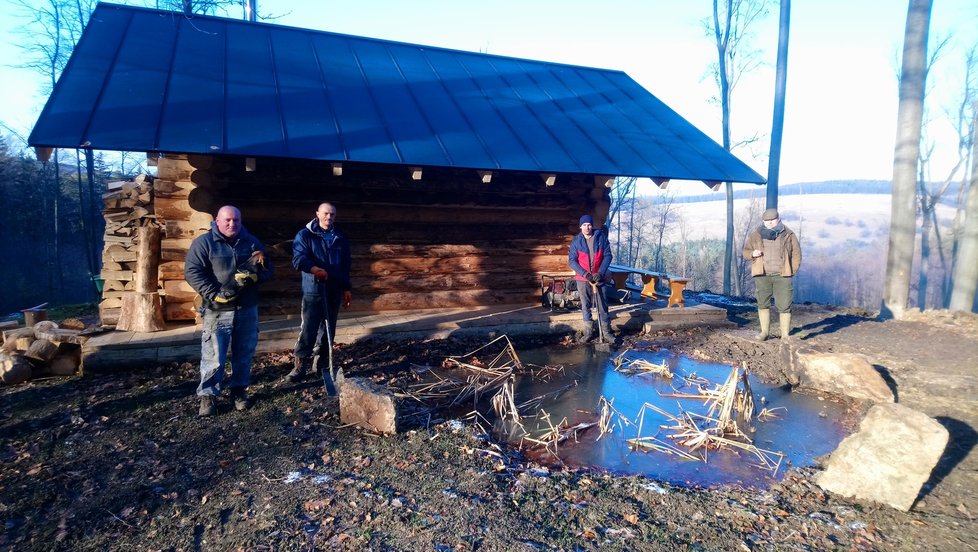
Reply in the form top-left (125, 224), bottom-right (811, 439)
top-left (590, 279), bottom-right (612, 352)
top-left (318, 282), bottom-right (339, 396)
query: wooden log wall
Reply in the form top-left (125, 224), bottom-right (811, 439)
top-left (153, 154), bottom-right (610, 319)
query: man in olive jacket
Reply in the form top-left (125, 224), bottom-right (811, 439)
top-left (743, 208), bottom-right (802, 341)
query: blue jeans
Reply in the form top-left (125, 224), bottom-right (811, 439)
top-left (754, 274), bottom-right (794, 314)
top-left (197, 305), bottom-right (259, 397)
top-left (294, 293), bottom-right (341, 359)
top-left (579, 281), bottom-right (610, 324)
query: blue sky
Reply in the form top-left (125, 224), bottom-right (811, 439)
top-left (2, 0), bottom-right (976, 187)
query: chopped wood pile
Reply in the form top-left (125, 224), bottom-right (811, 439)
top-left (0, 320), bottom-right (88, 384)
top-left (99, 175), bottom-right (156, 326)
top-left (155, 155), bottom-right (217, 322)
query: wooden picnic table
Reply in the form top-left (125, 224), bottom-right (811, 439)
top-left (608, 264), bottom-right (689, 308)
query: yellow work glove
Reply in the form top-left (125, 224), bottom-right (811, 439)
top-left (234, 271), bottom-right (258, 286)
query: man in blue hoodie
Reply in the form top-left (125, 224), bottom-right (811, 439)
top-left (284, 202), bottom-right (352, 391)
top-left (568, 214), bottom-right (614, 343)
top-left (185, 205), bottom-right (273, 417)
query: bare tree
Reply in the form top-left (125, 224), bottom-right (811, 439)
top-left (705, 0), bottom-right (771, 296)
top-left (881, 0), bottom-right (932, 320)
top-left (608, 177), bottom-right (638, 263)
top-left (949, 103), bottom-right (978, 311)
top-left (648, 193), bottom-right (676, 272)
top-left (915, 35), bottom-right (959, 309)
top-left (945, 44), bottom-right (978, 306)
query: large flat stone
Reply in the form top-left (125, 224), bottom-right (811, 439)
top-left (784, 345), bottom-right (894, 403)
top-left (816, 403), bottom-right (948, 511)
top-left (339, 377), bottom-right (400, 434)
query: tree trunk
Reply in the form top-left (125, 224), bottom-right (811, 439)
top-left (766, 0), bottom-right (791, 211)
top-left (881, 0), bottom-right (932, 320)
top-left (918, 204), bottom-right (932, 309)
top-left (949, 104), bottom-right (978, 311)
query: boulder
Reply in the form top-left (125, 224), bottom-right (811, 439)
top-left (816, 403), bottom-right (948, 511)
top-left (339, 377), bottom-right (400, 434)
top-left (783, 345), bottom-right (894, 403)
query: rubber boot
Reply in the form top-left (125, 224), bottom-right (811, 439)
top-left (599, 321), bottom-right (615, 344)
top-left (779, 312), bottom-right (792, 340)
top-left (578, 322), bottom-right (596, 343)
top-left (284, 356), bottom-right (312, 383)
top-left (756, 309), bottom-right (770, 341)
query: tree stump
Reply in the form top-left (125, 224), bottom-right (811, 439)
top-left (116, 293), bottom-right (167, 332)
top-left (116, 224), bottom-right (166, 332)
top-left (49, 344), bottom-right (82, 376)
top-left (25, 338), bottom-right (58, 364)
top-left (0, 350), bottom-right (31, 384)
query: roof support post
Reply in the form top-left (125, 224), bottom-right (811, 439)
top-left (594, 175), bottom-right (613, 188)
top-left (410, 167), bottom-right (423, 181)
top-left (703, 180), bottom-right (722, 191)
top-left (541, 174), bottom-right (556, 187)
top-left (331, 163), bottom-right (343, 176)
top-left (478, 170), bottom-right (493, 183)
top-left (653, 178), bottom-right (670, 189)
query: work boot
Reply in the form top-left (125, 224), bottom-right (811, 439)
top-left (779, 312), bottom-right (792, 340)
top-left (284, 357), bottom-right (312, 383)
top-left (198, 395), bottom-right (215, 417)
top-left (230, 388), bottom-right (251, 411)
top-left (578, 322), bottom-right (596, 343)
top-left (755, 309), bottom-right (771, 341)
top-left (599, 322), bottom-right (615, 343)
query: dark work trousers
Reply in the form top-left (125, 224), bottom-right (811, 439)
top-left (294, 292), bottom-right (342, 360)
top-left (579, 282), bottom-right (610, 324)
top-left (754, 274), bottom-right (794, 314)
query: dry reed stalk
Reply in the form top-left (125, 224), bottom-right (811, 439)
top-left (596, 396), bottom-right (635, 440)
top-left (756, 406), bottom-right (786, 420)
top-left (611, 348), bottom-right (632, 369)
top-left (517, 382), bottom-right (577, 412)
top-left (616, 358), bottom-right (673, 378)
top-left (491, 377), bottom-right (521, 425)
top-left (626, 436), bottom-right (702, 460)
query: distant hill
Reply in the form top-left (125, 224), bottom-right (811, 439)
top-left (675, 179), bottom-right (962, 207)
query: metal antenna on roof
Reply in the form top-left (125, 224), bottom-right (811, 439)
top-left (243, 0), bottom-right (257, 22)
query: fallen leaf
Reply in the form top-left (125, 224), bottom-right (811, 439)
top-left (26, 464), bottom-right (43, 476)
top-left (624, 513), bottom-right (639, 525)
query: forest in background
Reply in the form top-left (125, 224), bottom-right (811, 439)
top-left (1, 132), bottom-right (973, 316)
top-left (0, 137), bottom-right (116, 314)
top-left (606, 180), bottom-right (969, 312)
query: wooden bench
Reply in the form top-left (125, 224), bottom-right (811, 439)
top-left (608, 264), bottom-right (690, 308)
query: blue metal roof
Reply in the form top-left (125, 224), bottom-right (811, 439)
top-left (29, 3), bottom-right (765, 184)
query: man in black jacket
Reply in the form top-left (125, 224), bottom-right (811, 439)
top-left (185, 205), bottom-right (273, 417)
top-left (283, 202), bottom-right (352, 392)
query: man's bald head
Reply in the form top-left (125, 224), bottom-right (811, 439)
top-left (216, 205), bottom-right (242, 238)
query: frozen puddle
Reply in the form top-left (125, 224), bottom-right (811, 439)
top-left (504, 345), bottom-right (853, 488)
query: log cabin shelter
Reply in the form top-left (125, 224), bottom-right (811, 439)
top-left (29, 2), bottom-right (765, 323)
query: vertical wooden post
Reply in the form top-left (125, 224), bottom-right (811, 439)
top-left (135, 225), bottom-right (161, 293)
top-left (117, 223), bottom-right (167, 332)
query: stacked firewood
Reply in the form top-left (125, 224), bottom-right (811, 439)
top-left (155, 154), bottom-right (216, 322)
top-left (98, 175), bottom-right (156, 325)
top-left (0, 320), bottom-right (87, 384)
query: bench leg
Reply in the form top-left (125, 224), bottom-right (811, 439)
top-left (640, 275), bottom-right (659, 300)
top-left (667, 280), bottom-right (688, 308)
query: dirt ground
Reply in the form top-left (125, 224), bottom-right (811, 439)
top-left (2, 297), bottom-right (977, 551)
